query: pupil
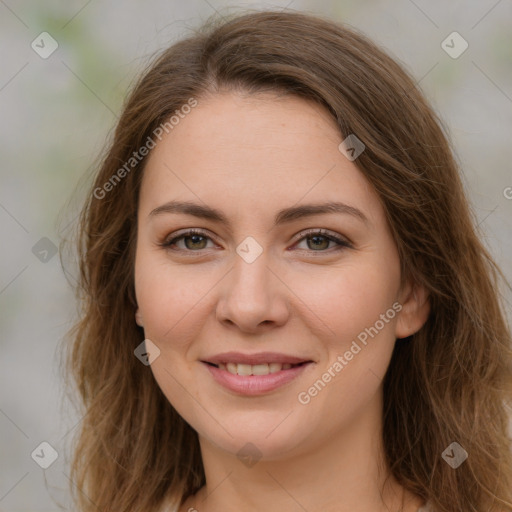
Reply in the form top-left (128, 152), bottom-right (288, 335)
top-left (186, 235), bottom-right (206, 249)
top-left (309, 236), bottom-right (328, 250)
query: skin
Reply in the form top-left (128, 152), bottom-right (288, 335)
top-left (134, 91), bottom-right (430, 512)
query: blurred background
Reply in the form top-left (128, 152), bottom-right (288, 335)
top-left (0, 0), bottom-right (511, 510)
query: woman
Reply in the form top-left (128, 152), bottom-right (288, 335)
top-left (65, 10), bottom-right (512, 512)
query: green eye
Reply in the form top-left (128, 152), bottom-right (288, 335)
top-left (162, 229), bottom-right (214, 251)
top-left (161, 228), bottom-right (352, 254)
top-left (295, 230), bottom-right (352, 251)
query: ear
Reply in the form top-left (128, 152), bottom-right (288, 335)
top-left (135, 308), bottom-right (144, 327)
top-left (395, 280), bottom-right (430, 339)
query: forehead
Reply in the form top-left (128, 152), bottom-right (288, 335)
top-left (139, 92), bottom-right (380, 224)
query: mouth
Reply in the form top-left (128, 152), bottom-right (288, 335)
top-left (203, 361), bottom-right (309, 376)
top-left (200, 353), bottom-right (314, 395)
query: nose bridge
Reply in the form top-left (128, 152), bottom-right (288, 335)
top-left (216, 237), bottom-right (288, 330)
top-left (230, 241), bottom-right (273, 306)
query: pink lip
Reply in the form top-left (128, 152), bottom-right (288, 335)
top-left (202, 361), bottom-right (313, 395)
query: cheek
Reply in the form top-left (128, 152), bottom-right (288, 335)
top-left (134, 250), bottom-right (209, 343)
top-left (291, 258), bottom-right (400, 346)
top-left (134, 253), bottom-right (206, 416)
top-left (292, 264), bottom-right (400, 424)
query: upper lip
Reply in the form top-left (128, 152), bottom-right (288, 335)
top-left (202, 352), bottom-right (313, 365)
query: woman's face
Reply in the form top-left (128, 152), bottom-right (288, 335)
top-left (134, 91), bottom-right (427, 460)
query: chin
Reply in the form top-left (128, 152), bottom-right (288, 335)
top-left (195, 411), bottom-right (315, 461)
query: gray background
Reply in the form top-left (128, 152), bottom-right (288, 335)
top-left (1, 0), bottom-right (511, 510)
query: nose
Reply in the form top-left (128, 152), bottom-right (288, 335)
top-left (216, 249), bottom-right (290, 334)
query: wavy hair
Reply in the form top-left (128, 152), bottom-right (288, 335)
top-left (63, 9), bottom-right (512, 512)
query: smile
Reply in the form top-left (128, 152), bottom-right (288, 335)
top-left (206, 361), bottom-right (304, 375)
top-left (201, 353), bottom-right (314, 395)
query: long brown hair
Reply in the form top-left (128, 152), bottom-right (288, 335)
top-left (63, 9), bottom-right (512, 512)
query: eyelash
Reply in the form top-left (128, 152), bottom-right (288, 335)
top-left (160, 228), bottom-right (352, 255)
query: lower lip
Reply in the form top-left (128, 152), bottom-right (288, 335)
top-left (202, 362), bottom-right (312, 395)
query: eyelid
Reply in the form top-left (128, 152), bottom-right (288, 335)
top-left (161, 228), bottom-right (218, 248)
top-left (160, 227), bottom-right (353, 252)
top-left (291, 228), bottom-right (353, 248)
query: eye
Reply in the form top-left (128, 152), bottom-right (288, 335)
top-left (293, 228), bottom-right (352, 252)
top-left (161, 229), bottom-right (216, 252)
top-left (160, 228), bottom-right (352, 254)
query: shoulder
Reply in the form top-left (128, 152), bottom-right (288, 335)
top-left (156, 496), bottom-right (195, 512)
top-left (154, 497), bottom-right (179, 512)
top-left (418, 502), bottom-right (509, 512)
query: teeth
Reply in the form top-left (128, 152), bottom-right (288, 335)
top-left (237, 364), bottom-right (252, 376)
top-left (222, 362), bottom-right (295, 376)
top-left (252, 364), bottom-right (271, 375)
top-left (269, 362), bottom-right (283, 373)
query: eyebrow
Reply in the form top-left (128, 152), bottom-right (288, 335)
top-left (149, 200), bottom-right (368, 228)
